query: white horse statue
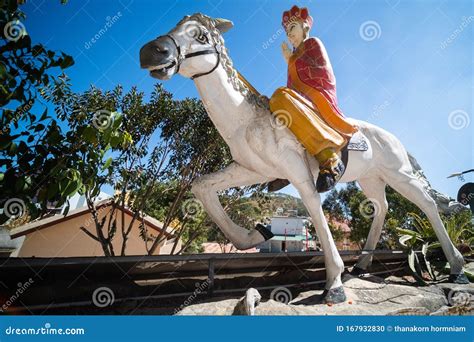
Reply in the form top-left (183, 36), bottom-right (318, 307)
top-left (140, 14), bottom-right (469, 303)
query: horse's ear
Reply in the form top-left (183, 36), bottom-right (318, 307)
top-left (214, 18), bottom-right (233, 34)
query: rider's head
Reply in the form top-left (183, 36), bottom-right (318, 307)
top-left (282, 5), bottom-right (313, 49)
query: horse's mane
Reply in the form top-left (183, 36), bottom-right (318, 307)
top-left (177, 13), bottom-right (270, 113)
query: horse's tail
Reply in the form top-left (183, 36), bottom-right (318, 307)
top-left (407, 151), bottom-right (467, 215)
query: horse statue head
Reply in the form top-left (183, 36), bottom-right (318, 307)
top-left (140, 14), bottom-right (233, 80)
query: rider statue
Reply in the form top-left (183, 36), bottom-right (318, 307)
top-left (269, 5), bottom-right (358, 192)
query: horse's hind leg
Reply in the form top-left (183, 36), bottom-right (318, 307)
top-left (384, 171), bottom-right (468, 284)
top-left (352, 177), bottom-right (388, 274)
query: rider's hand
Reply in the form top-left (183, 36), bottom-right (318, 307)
top-left (281, 42), bottom-right (292, 63)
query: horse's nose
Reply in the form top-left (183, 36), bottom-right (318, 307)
top-left (139, 36), bottom-right (176, 69)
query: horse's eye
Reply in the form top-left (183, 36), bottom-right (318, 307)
top-left (197, 33), bottom-right (209, 44)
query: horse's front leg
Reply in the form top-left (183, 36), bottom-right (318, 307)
top-left (278, 150), bottom-right (346, 303)
top-left (191, 162), bottom-right (274, 250)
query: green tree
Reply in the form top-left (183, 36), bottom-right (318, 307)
top-left (323, 181), bottom-right (425, 248)
top-left (1, 0), bottom-right (76, 224)
top-left (58, 84), bottom-right (237, 255)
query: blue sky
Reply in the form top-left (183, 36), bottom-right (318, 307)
top-left (22, 0), bottom-right (473, 201)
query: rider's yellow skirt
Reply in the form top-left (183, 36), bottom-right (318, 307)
top-left (269, 87), bottom-right (346, 156)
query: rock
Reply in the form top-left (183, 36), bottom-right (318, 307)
top-left (430, 291), bottom-right (473, 315)
top-left (386, 307), bottom-right (431, 315)
top-left (176, 298), bottom-right (239, 315)
top-left (462, 261), bottom-right (474, 282)
top-left (232, 288), bottom-right (261, 315)
top-left (436, 282), bottom-right (474, 296)
top-left (175, 273), bottom-right (474, 315)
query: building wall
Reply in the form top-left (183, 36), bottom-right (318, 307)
top-left (158, 237), bottom-right (182, 255)
top-left (17, 210), bottom-right (168, 257)
top-left (335, 233), bottom-right (360, 251)
top-left (270, 217), bottom-right (305, 235)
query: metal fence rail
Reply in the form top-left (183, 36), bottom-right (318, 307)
top-left (0, 250), bottom-right (408, 313)
top-left (0, 250), bottom-right (407, 281)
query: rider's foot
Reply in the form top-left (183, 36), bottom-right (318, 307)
top-left (316, 155), bottom-right (345, 193)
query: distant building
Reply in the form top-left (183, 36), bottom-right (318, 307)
top-left (0, 227), bottom-right (23, 257)
top-left (326, 217), bottom-right (360, 251)
top-left (7, 199), bottom-right (180, 257)
top-left (258, 216), bottom-right (316, 253)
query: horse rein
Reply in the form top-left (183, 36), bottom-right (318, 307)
top-left (165, 34), bottom-right (221, 80)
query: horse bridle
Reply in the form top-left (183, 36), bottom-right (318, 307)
top-left (165, 34), bottom-right (221, 80)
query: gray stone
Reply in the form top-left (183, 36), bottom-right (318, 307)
top-left (232, 288), bottom-right (261, 315)
top-left (176, 273), bottom-right (474, 315)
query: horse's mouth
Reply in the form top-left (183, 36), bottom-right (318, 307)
top-left (140, 35), bottom-right (180, 80)
top-left (148, 61), bottom-right (174, 73)
top-left (147, 61), bottom-right (176, 79)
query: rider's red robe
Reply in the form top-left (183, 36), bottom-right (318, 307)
top-left (287, 37), bottom-right (358, 138)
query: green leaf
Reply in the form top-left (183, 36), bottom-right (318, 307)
top-left (82, 126), bottom-right (97, 144)
top-left (60, 54), bottom-right (74, 69)
top-left (399, 234), bottom-right (413, 247)
top-left (0, 62), bottom-right (7, 80)
top-left (14, 177), bottom-right (25, 192)
top-left (63, 180), bottom-right (80, 197)
top-left (40, 108), bottom-right (48, 121)
top-left (34, 123), bottom-right (45, 132)
top-left (121, 131), bottom-right (133, 148)
top-left (47, 182), bottom-right (59, 199)
top-left (110, 132), bottom-right (121, 148)
top-left (9, 142), bottom-right (17, 154)
top-left (63, 201), bottom-right (70, 216)
top-left (0, 140), bottom-right (11, 150)
top-left (102, 157), bottom-right (113, 170)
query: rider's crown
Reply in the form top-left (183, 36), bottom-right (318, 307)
top-left (282, 5), bottom-right (313, 30)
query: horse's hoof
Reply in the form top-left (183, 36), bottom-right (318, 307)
top-left (350, 266), bottom-right (367, 276)
top-left (255, 223), bottom-right (274, 241)
top-left (448, 273), bottom-right (470, 284)
top-left (267, 178), bottom-right (290, 192)
top-left (322, 286), bottom-right (346, 304)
